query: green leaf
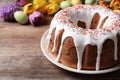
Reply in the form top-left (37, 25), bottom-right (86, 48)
top-left (30, 0), bottom-right (33, 3)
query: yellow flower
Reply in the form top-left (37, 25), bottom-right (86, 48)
top-left (45, 3), bottom-right (60, 15)
top-left (110, 0), bottom-right (120, 10)
top-left (33, 0), bottom-right (46, 5)
top-left (23, 3), bottom-right (36, 14)
top-left (99, 1), bottom-right (109, 8)
top-left (32, 0), bottom-right (47, 14)
top-left (23, 0), bottom-right (61, 15)
top-left (48, 0), bottom-right (64, 4)
top-left (67, 0), bottom-right (72, 2)
top-left (71, 0), bottom-right (82, 5)
top-left (113, 9), bottom-right (120, 13)
top-left (32, 0), bottom-right (46, 9)
top-left (37, 1), bottom-right (47, 14)
top-left (33, 0), bottom-right (47, 14)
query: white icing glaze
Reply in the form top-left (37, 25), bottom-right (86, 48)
top-left (52, 29), bottom-right (59, 52)
top-left (47, 5), bottom-right (120, 70)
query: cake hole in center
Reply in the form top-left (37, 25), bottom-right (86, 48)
top-left (77, 20), bottom-right (86, 29)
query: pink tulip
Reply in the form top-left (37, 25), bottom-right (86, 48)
top-left (29, 11), bottom-right (45, 26)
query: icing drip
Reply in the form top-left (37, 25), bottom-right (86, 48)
top-left (55, 39), bottom-right (63, 62)
top-left (55, 31), bottom-right (67, 62)
top-left (96, 37), bottom-right (103, 71)
top-left (114, 38), bottom-right (118, 60)
top-left (112, 32), bottom-right (118, 60)
top-left (74, 40), bottom-right (86, 70)
top-left (52, 29), bottom-right (60, 52)
top-left (96, 31), bottom-right (118, 70)
top-left (47, 5), bottom-right (120, 70)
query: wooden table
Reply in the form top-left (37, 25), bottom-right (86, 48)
top-left (0, 0), bottom-right (120, 80)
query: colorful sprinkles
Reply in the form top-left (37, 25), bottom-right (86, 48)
top-left (53, 5), bottom-right (120, 40)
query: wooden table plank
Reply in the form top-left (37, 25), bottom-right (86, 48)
top-left (0, 0), bottom-right (119, 80)
top-left (0, 18), bottom-right (119, 80)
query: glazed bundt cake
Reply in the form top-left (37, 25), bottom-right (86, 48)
top-left (47, 5), bottom-right (120, 70)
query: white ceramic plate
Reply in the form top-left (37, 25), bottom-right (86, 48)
top-left (40, 30), bottom-right (120, 74)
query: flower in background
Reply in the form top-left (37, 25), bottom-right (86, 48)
top-left (16, 0), bottom-right (30, 6)
top-left (48, 0), bottom-right (64, 4)
top-left (37, 2), bottom-right (47, 14)
top-left (23, 3), bottom-right (36, 14)
top-left (29, 11), bottom-right (45, 26)
top-left (33, 0), bottom-right (47, 14)
top-left (33, 0), bottom-right (46, 5)
top-left (110, 0), bottom-right (120, 10)
top-left (30, 0), bottom-right (33, 3)
top-left (0, 2), bottom-right (21, 21)
top-left (45, 3), bottom-right (60, 15)
top-left (23, 0), bottom-right (47, 14)
top-left (99, 1), bottom-right (109, 8)
top-left (67, 0), bottom-right (72, 2)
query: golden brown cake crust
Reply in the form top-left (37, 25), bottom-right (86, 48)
top-left (60, 37), bottom-right (78, 68)
top-left (90, 13), bottom-right (100, 29)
